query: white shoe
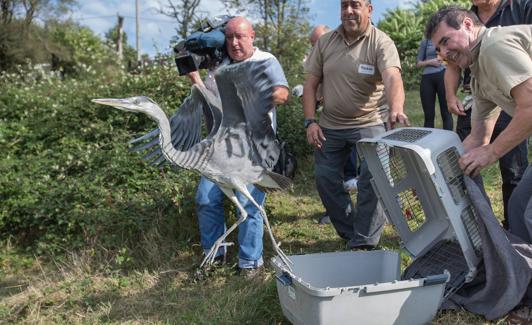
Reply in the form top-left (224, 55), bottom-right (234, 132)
top-left (343, 178), bottom-right (358, 192)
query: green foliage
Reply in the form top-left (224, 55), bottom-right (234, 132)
top-left (378, 0), bottom-right (470, 89)
top-left (378, 9), bottom-right (423, 90)
top-left (0, 20), bottom-right (53, 71)
top-left (104, 24), bottom-right (139, 71)
top-left (49, 21), bottom-right (122, 77)
top-left (0, 59), bottom-right (199, 261)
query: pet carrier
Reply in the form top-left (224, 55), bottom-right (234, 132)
top-left (271, 128), bottom-right (483, 325)
top-left (357, 127), bottom-right (482, 292)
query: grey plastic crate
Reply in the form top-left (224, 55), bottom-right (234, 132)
top-left (271, 251), bottom-right (449, 325)
top-left (357, 127), bottom-right (482, 286)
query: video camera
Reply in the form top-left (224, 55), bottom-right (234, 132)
top-left (173, 15), bottom-right (233, 76)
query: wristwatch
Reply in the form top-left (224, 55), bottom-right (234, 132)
top-left (304, 119), bottom-right (317, 129)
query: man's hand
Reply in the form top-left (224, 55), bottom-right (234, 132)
top-left (273, 86), bottom-right (289, 105)
top-left (459, 144), bottom-right (498, 177)
top-left (186, 71), bottom-right (204, 86)
top-left (388, 111), bottom-right (410, 129)
top-left (428, 58), bottom-right (442, 67)
top-left (447, 94), bottom-right (466, 116)
top-left (306, 123), bottom-right (326, 149)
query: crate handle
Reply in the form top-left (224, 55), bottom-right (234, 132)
top-left (275, 272), bottom-right (293, 286)
top-left (424, 272), bottom-right (450, 286)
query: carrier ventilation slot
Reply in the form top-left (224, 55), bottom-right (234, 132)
top-left (396, 188), bottom-right (426, 232)
top-left (376, 143), bottom-right (407, 187)
top-left (461, 206), bottom-right (483, 255)
top-left (437, 147), bottom-right (466, 204)
top-left (383, 129), bottom-right (431, 143)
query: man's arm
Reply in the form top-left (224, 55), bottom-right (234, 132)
top-left (462, 114), bottom-right (498, 152)
top-left (303, 73), bottom-right (325, 149)
top-left (381, 67), bottom-right (408, 128)
top-left (186, 71), bottom-right (204, 87)
top-left (273, 86), bottom-right (289, 105)
top-left (444, 64), bottom-right (465, 115)
top-left (460, 78), bottom-right (532, 176)
top-left (416, 58), bottom-right (441, 68)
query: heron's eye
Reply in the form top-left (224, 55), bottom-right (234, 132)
top-left (133, 99), bottom-right (140, 105)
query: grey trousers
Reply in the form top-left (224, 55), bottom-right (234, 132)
top-left (314, 125), bottom-right (386, 248)
top-left (508, 164), bottom-right (532, 243)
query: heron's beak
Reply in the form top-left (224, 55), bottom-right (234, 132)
top-left (92, 98), bottom-right (132, 111)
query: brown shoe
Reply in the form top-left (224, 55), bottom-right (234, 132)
top-left (238, 265), bottom-right (264, 279)
top-left (508, 306), bottom-right (532, 325)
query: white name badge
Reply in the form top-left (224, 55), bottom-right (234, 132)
top-left (358, 64), bottom-right (375, 75)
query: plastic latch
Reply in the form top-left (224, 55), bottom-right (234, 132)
top-left (275, 272), bottom-right (293, 286)
top-left (424, 272), bottom-right (450, 286)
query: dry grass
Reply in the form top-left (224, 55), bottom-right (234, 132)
top-left (0, 91), bottom-right (527, 324)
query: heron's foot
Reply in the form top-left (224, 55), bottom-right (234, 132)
top-left (200, 241), bottom-right (234, 268)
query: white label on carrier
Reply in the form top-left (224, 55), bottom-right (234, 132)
top-left (287, 286), bottom-right (296, 300)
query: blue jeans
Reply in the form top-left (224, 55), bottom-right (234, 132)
top-left (195, 176), bottom-right (265, 268)
top-left (314, 125), bottom-right (386, 248)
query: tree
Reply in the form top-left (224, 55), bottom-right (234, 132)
top-left (104, 23), bottom-right (138, 70)
top-left (221, 0), bottom-right (311, 83)
top-left (1, 0), bottom-right (16, 25)
top-left (157, 0), bottom-right (202, 39)
top-left (377, 0), bottom-right (470, 89)
top-left (0, 0), bottom-right (78, 71)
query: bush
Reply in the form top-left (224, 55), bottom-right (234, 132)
top-left (0, 44), bottom-right (314, 266)
top-left (0, 59), bottom-right (199, 260)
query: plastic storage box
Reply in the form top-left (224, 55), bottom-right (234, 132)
top-left (272, 128), bottom-right (482, 325)
top-left (271, 251), bottom-right (449, 325)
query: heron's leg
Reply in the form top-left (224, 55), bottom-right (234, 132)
top-left (200, 187), bottom-right (249, 268)
top-left (238, 188), bottom-right (293, 270)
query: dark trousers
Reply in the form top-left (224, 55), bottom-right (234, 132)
top-left (344, 147), bottom-right (358, 180)
top-left (420, 70), bottom-right (453, 131)
top-left (314, 125), bottom-right (386, 248)
top-left (457, 109), bottom-right (529, 227)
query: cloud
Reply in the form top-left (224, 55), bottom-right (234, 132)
top-left (73, 0), bottom-right (401, 58)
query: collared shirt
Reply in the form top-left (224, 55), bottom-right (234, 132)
top-left (470, 25), bottom-right (532, 121)
top-left (471, 0), bottom-right (532, 28)
top-left (305, 24), bottom-right (401, 129)
top-left (463, 0), bottom-right (532, 87)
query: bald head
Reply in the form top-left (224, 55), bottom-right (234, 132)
top-left (310, 24), bottom-right (330, 46)
top-left (225, 16), bottom-right (256, 62)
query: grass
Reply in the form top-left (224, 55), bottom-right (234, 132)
top-left (0, 90), bottom-right (523, 324)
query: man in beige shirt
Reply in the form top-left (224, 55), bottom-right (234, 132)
top-left (427, 9), bottom-right (532, 319)
top-left (302, 0), bottom-right (408, 250)
top-left (442, 0), bottom-right (530, 230)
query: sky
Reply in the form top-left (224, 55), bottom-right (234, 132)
top-left (71, 0), bottom-right (409, 58)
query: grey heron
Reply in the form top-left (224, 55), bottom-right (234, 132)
top-left (92, 60), bottom-right (293, 269)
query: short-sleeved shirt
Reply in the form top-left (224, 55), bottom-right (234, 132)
top-left (470, 25), bottom-right (532, 121)
top-left (305, 24), bottom-right (401, 129)
top-left (217, 48), bottom-right (288, 131)
top-left (417, 39), bottom-right (446, 75)
top-left (462, 0), bottom-right (532, 87)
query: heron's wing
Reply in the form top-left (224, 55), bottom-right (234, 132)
top-left (214, 60), bottom-right (279, 170)
top-left (129, 85), bottom-right (222, 166)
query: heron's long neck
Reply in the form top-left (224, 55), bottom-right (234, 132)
top-left (151, 108), bottom-right (204, 170)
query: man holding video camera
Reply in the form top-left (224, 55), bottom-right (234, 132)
top-left (184, 16), bottom-right (289, 277)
